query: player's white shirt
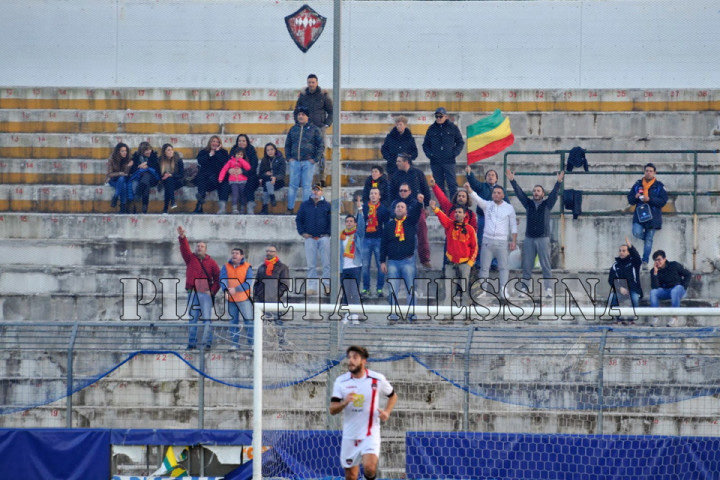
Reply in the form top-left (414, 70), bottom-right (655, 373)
top-left (332, 368), bottom-right (394, 440)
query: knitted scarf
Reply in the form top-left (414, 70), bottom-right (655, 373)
top-left (366, 202), bottom-right (379, 233)
top-left (394, 216), bottom-right (407, 242)
top-left (340, 228), bottom-right (357, 258)
top-left (264, 256), bottom-right (278, 276)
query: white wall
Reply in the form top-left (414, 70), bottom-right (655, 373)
top-left (1, 0), bottom-right (718, 89)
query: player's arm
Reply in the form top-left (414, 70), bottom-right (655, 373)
top-left (378, 391), bottom-right (397, 422)
top-left (329, 394), bottom-right (353, 415)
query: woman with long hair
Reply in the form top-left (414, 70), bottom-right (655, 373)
top-left (230, 134), bottom-right (259, 214)
top-left (105, 142), bottom-right (133, 213)
top-left (258, 142), bottom-right (286, 214)
top-left (158, 143), bottom-right (185, 213)
top-left (130, 141), bottom-right (160, 213)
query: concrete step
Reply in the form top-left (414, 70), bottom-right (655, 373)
top-left (3, 87), bottom-right (720, 112)
top-left (0, 212), bottom-right (718, 270)
top-left (2, 132), bottom-right (719, 161)
top-left (0, 109), bottom-right (429, 137)
top-left (3, 109), bottom-right (719, 138)
top-left (0, 183), bottom-right (366, 214)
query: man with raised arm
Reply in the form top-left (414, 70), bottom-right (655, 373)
top-left (330, 346), bottom-right (397, 480)
top-left (177, 226), bottom-right (220, 349)
top-left (506, 169), bottom-right (564, 299)
top-left (465, 183), bottom-right (517, 300)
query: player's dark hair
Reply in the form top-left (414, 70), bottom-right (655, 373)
top-left (347, 345), bottom-right (369, 359)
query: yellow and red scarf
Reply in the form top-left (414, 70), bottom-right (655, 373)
top-left (340, 228), bottom-right (357, 258)
top-left (394, 216), bottom-right (407, 242)
top-left (264, 256), bottom-right (278, 275)
top-left (366, 202), bottom-right (379, 233)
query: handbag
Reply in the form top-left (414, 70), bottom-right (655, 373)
top-left (636, 203), bottom-right (653, 223)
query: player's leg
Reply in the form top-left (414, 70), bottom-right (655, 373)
top-left (344, 465), bottom-right (360, 480)
top-left (361, 453), bottom-right (379, 480)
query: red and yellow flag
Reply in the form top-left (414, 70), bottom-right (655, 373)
top-left (466, 109), bottom-right (514, 164)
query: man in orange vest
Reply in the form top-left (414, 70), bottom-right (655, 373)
top-left (220, 248), bottom-right (253, 348)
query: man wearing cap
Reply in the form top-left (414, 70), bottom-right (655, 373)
top-left (296, 183), bottom-right (332, 296)
top-left (285, 106), bottom-right (324, 214)
top-left (422, 107), bottom-right (465, 198)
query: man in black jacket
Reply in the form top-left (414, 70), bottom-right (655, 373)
top-left (381, 116), bottom-right (418, 175)
top-left (381, 194), bottom-right (424, 321)
top-left (254, 245), bottom-right (290, 345)
top-left (649, 250), bottom-right (691, 327)
top-left (507, 169), bottom-right (564, 298)
top-left (607, 236), bottom-right (643, 323)
top-left (422, 107), bottom-right (464, 198)
top-left (295, 74), bottom-right (333, 186)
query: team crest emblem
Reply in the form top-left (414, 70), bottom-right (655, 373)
top-left (285, 4), bottom-right (327, 53)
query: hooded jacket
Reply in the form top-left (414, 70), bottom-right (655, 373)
top-left (608, 244), bottom-right (643, 297)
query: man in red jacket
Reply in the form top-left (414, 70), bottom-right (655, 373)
top-left (178, 226), bottom-right (220, 349)
top-left (430, 200), bottom-right (478, 306)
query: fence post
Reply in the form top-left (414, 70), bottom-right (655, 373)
top-left (198, 349), bottom-right (205, 430)
top-left (66, 322), bottom-right (79, 428)
top-left (462, 326), bottom-right (475, 431)
top-left (692, 151), bottom-right (698, 269)
top-left (558, 151), bottom-right (566, 270)
top-left (596, 328), bottom-right (609, 435)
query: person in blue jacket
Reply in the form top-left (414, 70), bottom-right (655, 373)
top-left (627, 163), bottom-right (668, 268)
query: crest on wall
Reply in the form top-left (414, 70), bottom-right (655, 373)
top-left (285, 4), bottom-right (327, 53)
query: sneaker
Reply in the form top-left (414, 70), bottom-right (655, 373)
top-left (171, 201), bottom-right (177, 209)
top-left (667, 317), bottom-right (677, 327)
top-left (342, 313), bottom-right (349, 325)
top-left (360, 289), bottom-right (369, 298)
top-left (229, 345), bottom-right (240, 351)
top-left (306, 289), bottom-right (318, 296)
top-left (388, 314), bottom-right (399, 322)
top-left (649, 316), bottom-right (659, 327)
top-left (642, 262), bottom-right (650, 271)
top-left (231, 206), bottom-right (240, 214)
top-left (376, 289), bottom-right (384, 298)
top-left (286, 209), bottom-right (294, 216)
top-left (544, 288), bottom-right (553, 299)
top-left (350, 314), bottom-right (360, 325)
top-left (422, 261), bottom-right (433, 270)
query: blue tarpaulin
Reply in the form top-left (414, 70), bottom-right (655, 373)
top-left (406, 431), bottom-right (720, 479)
top-left (0, 428), bottom-right (111, 480)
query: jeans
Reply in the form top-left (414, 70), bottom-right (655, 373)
top-left (479, 239), bottom-right (510, 298)
top-left (341, 267), bottom-right (362, 306)
top-left (650, 285), bottom-right (686, 308)
top-left (521, 236), bottom-right (553, 283)
top-left (430, 162), bottom-right (458, 199)
top-left (162, 176), bottom-right (182, 208)
top-left (262, 178), bottom-right (285, 203)
top-left (304, 236), bottom-right (331, 292)
top-left (187, 290), bottom-right (214, 348)
top-left (287, 160), bottom-right (315, 209)
top-left (632, 222), bottom-right (656, 264)
top-left (387, 255), bottom-right (417, 315)
top-left (609, 290), bottom-right (641, 308)
top-left (228, 299), bottom-right (253, 346)
top-left (133, 172), bottom-right (159, 208)
top-left (362, 237), bottom-right (384, 291)
top-left (109, 176), bottom-right (131, 205)
top-left (444, 262), bottom-right (472, 304)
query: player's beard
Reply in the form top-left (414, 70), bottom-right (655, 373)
top-left (349, 364), bottom-right (363, 375)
